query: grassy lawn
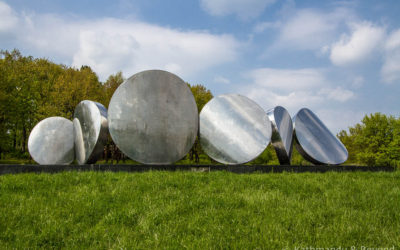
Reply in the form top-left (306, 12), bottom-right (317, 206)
top-left (0, 171), bottom-right (399, 249)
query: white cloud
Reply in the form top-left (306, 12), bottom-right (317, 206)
top-left (71, 19), bottom-right (239, 80)
top-left (247, 68), bottom-right (325, 90)
top-left (330, 22), bottom-right (385, 66)
top-left (0, 1), bottom-right (18, 32)
top-left (318, 87), bottom-right (354, 102)
top-left (214, 76), bottom-right (230, 84)
top-left (244, 86), bottom-right (356, 133)
top-left (0, 2), bottom-right (240, 81)
top-left (253, 21), bottom-right (281, 33)
top-left (200, 0), bottom-right (276, 19)
top-left (315, 109), bottom-right (364, 134)
top-left (385, 29), bottom-right (400, 51)
top-left (381, 29), bottom-right (400, 83)
top-left (245, 87), bottom-right (359, 133)
top-left (241, 67), bottom-right (355, 133)
top-left (351, 76), bottom-right (364, 88)
top-left (274, 8), bottom-right (353, 51)
top-left (245, 88), bottom-right (324, 112)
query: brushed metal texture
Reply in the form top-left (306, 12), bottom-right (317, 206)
top-left (200, 94), bottom-right (271, 165)
top-left (267, 106), bottom-right (293, 165)
top-left (108, 70), bottom-right (198, 164)
top-left (28, 117), bottom-right (74, 165)
top-left (293, 108), bottom-right (348, 165)
top-left (73, 100), bottom-right (108, 164)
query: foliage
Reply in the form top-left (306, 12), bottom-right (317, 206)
top-left (183, 83), bottom-right (214, 163)
top-left (104, 71), bottom-right (124, 108)
top-left (188, 83), bottom-right (213, 112)
top-left (0, 49), bottom-right (218, 163)
top-left (3, 49), bottom-right (399, 166)
top-left (338, 113), bottom-right (400, 166)
top-left (0, 171), bottom-right (399, 248)
top-left (0, 50), bottom-right (106, 158)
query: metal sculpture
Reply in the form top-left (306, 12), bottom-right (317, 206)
top-left (108, 70), bottom-right (198, 164)
top-left (73, 100), bottom-right (108, 164)
top-left (267, 106), bottom-right (293, 165)
top-left (28, 117), bottom-right (74, 165)
top-left (293, 108), bottom-right (348, 165)
top-left (199, 94), bottom-right (272, 164)
top-left (27, 67), bottom-right (351, 166)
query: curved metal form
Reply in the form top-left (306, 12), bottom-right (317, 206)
top-left (28, 117), bottom-right (74, 165)
top-left (293, 108), bottom-right (348, 165)
top-left (108, 70), bottom-right (198, 164)
top-left (73, 100), bottom-right (108, 164)
top-left (267, 106), bottom-right (293, 165)
top-left (199, 94), bottom-right (272, 165)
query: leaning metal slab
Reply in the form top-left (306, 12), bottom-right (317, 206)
top-left (267, 106), bottom-right (293, 165)
top-left (108, 70), bottom-right (198, 164)
top-left (28, 117), bottom-right (74, 165)
top-left (200, 94), bottom-right (272, 165)
top-left (293, 108), bottom-right (348, 165)
top-left (73, 100), bottom-right (108, 164)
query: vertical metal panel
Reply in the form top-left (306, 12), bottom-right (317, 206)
top-left (73, 100), bottom-right (108, 164)
top-left (267, 106), bottom-right (293, 165)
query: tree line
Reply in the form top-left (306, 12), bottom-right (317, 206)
top-left (1, 49), bottom-right (399, 166)
top-left (0, 49), bottom-right (215, 163)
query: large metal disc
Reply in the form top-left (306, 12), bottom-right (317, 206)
top-left (267, 106), bottom-right (293, 165)
top-left (73, 100), bottom-right (108, 164)
top-left (293, 108), bottom-right (348, 165)
top-left (108, 70), bottom-right (198, 164)
top-left (28, 117), bottom-right (74, 165)
top-left (199, 94), bottom-right (272, 165)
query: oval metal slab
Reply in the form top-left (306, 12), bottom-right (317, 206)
top-left (293, 108), bottom-right (348, 165)
top-left (108, 70), bottom-right (198, 164)
top-left (28, 117), bottom-right (74, 165)
top-left (267, 106), bottom-right (293, 165)
top-left (73, 100), bottom-right (108, 164)
top-left (199, 94), bottom-right (272, 165)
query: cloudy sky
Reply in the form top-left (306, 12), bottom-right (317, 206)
top-left (1, 0), bottom-right (399, 133)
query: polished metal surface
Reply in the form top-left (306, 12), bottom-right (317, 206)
top-left (73, 100), bottom-right (108, 164)
top-left (267, 106), bottom-right (293, 165)
top-left (199, 94), bottom-right (272, 165)
top-left (28, 117), bottom-right (74, 165)
top-left (108, 70), bottom-right (198, 164)
top-left (293, 108), bottom-right (348, 165)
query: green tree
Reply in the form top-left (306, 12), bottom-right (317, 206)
top-left (104, 71), bottom-right (124, 107)
top-left (50, 65), bottom-right (104, 119)
top-left (338, 113), bottom-right (400, 166)
top-left (249, 146), bottom-right (277, 165)
top-left (189, 84), bottom-right (213, 112)
top-left (0, 49), bottom-right (106, 159)
top-left (0, 50), bottom-right (39, 154)
top-left (185, 83), bottom-right (213, 163)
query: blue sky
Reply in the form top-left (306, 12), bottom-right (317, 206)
top-left (1, 0), bottom-right (400, 133)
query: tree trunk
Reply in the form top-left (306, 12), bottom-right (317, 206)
top-left (22, 124), bottom-right (27, 152)
top-left (13, 129), bottom-right (16, 150)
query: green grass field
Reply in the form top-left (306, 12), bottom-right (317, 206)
top-left (0, 171), bottom-right (399, 249)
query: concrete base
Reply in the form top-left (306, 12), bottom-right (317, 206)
top-left (0, 164), bottom-right (396, 175)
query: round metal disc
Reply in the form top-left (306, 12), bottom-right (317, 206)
top-left (267, 106), bottom-right (293, 165)
top-left (293, 108), bottom-right (348, 165)
top-left (28, 117), bottom-right (74, 165)
top-left (73, 100), bottom-right (108, 164)
top-left (199, 94), bottom-right (272, 165)
top-left (108, 70), bottom-right (198, 164)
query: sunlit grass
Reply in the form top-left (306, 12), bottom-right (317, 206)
top-left (0, 171), bottom-right (399, 249)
